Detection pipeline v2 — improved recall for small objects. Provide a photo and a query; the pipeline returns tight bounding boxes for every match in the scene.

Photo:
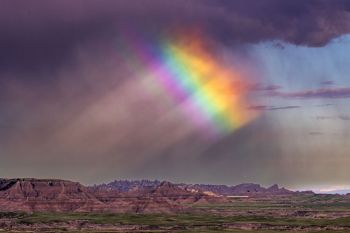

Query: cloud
[272,41,286,49]
[339,115,350,121]
[271,87,350,99]
[0,0,350,74]
[249,105,270,111]
[251,83,283,92]
[315,103,334,107]
[249,105,300,111]
[309,132,323,136]
[316,115,350,121]
[268,106,301,111]
[320,80,335,86]
[316,116,336,120]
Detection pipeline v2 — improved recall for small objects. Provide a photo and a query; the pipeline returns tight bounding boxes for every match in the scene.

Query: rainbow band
[162,43,239,133]
[117,33,253,136]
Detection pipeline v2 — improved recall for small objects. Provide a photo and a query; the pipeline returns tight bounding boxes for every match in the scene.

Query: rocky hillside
[0,178,223,213]
[0,178,105,212]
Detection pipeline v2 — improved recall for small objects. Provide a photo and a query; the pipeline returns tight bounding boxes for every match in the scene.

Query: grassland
[1,194,350,232]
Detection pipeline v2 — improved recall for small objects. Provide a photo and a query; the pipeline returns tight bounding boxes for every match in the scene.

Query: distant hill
[181,183,294,196]
[317,189,350,195]
[94,180,300,196]
[91,179,161,192]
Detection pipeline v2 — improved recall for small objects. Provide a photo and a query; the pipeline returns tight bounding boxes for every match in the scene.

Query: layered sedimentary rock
[0,178,105,212]
[0,179,223,213]
[91,181,225,213]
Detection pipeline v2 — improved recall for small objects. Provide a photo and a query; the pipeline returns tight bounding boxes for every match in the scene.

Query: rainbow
[116,32,255,136]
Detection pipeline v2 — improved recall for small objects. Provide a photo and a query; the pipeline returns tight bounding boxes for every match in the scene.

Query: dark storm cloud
[208,0,350,45]
[0,0,350,74]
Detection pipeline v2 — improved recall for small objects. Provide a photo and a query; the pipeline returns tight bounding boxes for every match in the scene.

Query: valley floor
[1,194,350,232]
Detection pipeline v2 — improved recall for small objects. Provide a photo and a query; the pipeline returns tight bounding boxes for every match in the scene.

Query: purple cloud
[316,115,350,121]
[249,105,300,111]
[248,105,269,111]
[251,83,282,92]
[320,80,335,86]
[309,132,323,136]
[271,87,350,99]
[268,106,301,111]
[316,116,336,120]
[315,103,334,107]
[339,116,350,121]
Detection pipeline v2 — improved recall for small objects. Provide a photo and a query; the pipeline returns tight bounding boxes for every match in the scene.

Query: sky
[1,0,350,191]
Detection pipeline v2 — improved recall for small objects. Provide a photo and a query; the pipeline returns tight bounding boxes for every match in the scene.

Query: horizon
[1,0,350,191]
[2,176,350,195]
